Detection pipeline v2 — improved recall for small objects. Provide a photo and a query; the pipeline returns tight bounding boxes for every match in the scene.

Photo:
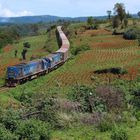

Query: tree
[124,18,128,28]
[107,10,112,20]
[14,50,18,58]
[114,3,126,23]
[138,11,140,18]
[21,49,27,60]
[126,12,132,18]
[112,16,120,28]
[87,17,94,29]
[23,42,31,48]
[30,24,39,35]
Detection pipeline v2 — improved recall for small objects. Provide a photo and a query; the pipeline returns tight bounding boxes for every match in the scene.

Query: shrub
[16,119,51,140]
[68,85,106,113]
[121,111,137,128]
[93,24,99,30]
[23,42,31,48]
[111,127,128,140]
[135,111,140,121]
[131,87,140,109]
[0,124,18,140]
[112,30,124,35]
[57,112,74,129]
[96,86,124,112]
[94,67,127,75]
[1,109,20,132]
[123,27,140,40]
[71,44,90,55]
[97,114,114,132]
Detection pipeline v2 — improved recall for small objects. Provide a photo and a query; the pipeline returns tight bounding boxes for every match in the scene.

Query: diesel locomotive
[6,26,70,87]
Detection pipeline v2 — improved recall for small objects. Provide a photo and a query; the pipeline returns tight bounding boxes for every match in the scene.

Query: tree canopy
[114,3,126,23]
[87,17,94,29]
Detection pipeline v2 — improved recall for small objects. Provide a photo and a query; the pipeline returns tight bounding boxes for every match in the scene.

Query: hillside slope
[1,23,140,139]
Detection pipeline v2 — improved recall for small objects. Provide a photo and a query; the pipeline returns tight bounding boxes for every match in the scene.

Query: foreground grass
[52,122,140,140]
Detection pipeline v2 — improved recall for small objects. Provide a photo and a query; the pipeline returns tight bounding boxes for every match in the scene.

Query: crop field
[35,25,140,88]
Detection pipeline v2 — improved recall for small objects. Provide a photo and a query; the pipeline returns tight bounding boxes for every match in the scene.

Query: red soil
[3,44,13,53]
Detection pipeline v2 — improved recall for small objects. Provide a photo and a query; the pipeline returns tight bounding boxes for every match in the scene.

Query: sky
[0,0,139,17]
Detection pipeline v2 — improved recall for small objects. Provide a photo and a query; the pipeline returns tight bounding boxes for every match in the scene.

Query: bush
[121,111,137,128]
[96,86,124,112]
[94,67,127,75]
[71,44,90,55]
[131,87,140,109]
[98,119,113,132]
[123,27,140,40]
[68,85,106,113]
[111,127,128,140]
[97,114,114,132]
[0,124,18,140]
[1,109,20,132]
[135,111,140,121]
[57,112,74,129]
[93,24,99,30]
[16,119,51,140]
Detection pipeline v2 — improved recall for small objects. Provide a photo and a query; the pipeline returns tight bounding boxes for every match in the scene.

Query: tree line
[87,3,140,29]
[0,23,46,50]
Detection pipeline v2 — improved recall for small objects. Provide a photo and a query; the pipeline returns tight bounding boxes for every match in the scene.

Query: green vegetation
[0,2,140,139]
[111,127,128,140]
[123,27,140,40]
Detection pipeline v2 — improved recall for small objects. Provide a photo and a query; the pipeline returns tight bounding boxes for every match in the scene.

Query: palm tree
[107,10,112,20]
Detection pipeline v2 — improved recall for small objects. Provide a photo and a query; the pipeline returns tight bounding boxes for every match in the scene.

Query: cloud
[0,0,139,17]
[0,4,33,17]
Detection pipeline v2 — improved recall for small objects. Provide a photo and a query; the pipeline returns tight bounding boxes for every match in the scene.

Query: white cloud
[0,4,33,17]
[16,10,33,17]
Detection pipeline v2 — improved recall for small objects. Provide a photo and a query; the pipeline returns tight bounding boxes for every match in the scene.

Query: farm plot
[40,28,140,88]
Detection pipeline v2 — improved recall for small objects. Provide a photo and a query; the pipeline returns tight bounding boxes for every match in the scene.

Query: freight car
[5,26,70,87]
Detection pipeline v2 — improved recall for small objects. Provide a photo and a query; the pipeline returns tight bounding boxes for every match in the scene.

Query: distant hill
[0,14,138,24]
[0,15,107,24]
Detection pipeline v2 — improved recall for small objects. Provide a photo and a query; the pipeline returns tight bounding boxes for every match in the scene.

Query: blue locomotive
[6,52,63,86]
[6,26,70,87]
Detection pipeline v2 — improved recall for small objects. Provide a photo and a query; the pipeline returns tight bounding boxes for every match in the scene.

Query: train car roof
[56,48,68,53]
[9,59,42,67]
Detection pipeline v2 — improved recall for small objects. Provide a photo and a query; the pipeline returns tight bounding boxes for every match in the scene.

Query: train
[5,26,70,87]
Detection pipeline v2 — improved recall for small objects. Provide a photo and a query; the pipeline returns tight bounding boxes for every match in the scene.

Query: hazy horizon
[0,0,139,18]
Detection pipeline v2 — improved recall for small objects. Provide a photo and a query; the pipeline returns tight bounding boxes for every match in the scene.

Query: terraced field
[37,26,139,88]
